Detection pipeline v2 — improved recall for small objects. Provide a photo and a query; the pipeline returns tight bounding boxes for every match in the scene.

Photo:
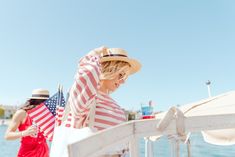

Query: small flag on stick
[28,85,66,141]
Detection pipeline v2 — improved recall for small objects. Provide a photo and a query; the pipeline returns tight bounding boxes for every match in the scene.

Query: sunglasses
[118,72,127,81]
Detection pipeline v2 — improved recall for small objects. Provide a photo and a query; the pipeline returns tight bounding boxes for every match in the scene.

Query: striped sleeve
[68,53,101,119]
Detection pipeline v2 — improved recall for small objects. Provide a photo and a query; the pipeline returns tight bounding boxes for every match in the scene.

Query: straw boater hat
[100,48,141,75]
[28,89,50,100]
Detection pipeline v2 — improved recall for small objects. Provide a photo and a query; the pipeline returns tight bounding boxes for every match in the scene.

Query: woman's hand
[23,125,37,137]
[89,46,109,57]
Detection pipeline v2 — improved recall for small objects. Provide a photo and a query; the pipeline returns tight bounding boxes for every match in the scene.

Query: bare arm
[4,109,37,140]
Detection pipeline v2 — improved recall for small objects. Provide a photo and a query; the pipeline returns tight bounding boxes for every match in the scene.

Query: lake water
[1,125,235,157]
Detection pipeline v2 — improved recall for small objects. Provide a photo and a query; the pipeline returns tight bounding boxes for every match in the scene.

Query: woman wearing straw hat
[5,89,50,157]
[63,46,141,157]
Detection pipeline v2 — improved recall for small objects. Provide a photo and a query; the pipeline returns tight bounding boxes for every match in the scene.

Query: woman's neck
[98,87,109,94]
[98,82,110,94]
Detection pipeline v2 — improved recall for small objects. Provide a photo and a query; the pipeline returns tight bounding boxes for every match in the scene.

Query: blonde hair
[100,61,131,80]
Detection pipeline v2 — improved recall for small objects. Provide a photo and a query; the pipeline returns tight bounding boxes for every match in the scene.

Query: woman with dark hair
[5,89,50,157]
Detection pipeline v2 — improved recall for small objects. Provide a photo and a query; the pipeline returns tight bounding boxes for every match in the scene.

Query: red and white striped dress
[64,53,127,130]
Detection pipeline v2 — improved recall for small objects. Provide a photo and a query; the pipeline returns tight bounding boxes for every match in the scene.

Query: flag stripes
[28,87,66,141]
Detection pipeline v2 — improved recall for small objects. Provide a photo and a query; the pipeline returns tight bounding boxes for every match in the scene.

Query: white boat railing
[67,113,235,157]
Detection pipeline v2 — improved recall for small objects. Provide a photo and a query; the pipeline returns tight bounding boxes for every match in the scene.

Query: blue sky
[0,0,235,111]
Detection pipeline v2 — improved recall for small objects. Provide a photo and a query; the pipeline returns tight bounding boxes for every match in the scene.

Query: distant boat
[0,119,8,126]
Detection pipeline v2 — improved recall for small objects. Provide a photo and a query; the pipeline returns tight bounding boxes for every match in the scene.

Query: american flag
[28,89,66,141]
[55,90,66,126]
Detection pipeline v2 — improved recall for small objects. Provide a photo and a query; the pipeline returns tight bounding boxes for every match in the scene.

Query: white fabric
[50,94,96,157]
[202,129,235,146]
[180,91,235,145]
[181,91,235,116]
[155,91,235,146]
[50,126,94,157]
